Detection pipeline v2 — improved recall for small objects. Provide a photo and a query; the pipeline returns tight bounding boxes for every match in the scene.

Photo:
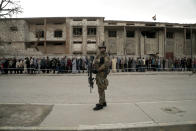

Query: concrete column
[97,18,104,54]
[140,30,145,57]
[97,18,104,44]
[164,27,167,58]
[157,30,159,56]
[104,30,109,54]
[184,28,186,56]
[123,26,126,55]
[191,28,193,60]
[193,30,196,56]
[117,29,124,56]
[158,29,164,58]
[82,19,87,55]
[160,29,164,58]
[65,18,71,55]
[137,29,141,57]
[96,25,99,50]
[144,34,146,55]
[44,18,47,54]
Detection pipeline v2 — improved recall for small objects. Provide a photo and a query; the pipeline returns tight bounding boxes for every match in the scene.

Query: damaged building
[0,17,196,59]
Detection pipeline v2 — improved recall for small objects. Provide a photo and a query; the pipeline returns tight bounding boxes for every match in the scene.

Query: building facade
[0,17,196,59]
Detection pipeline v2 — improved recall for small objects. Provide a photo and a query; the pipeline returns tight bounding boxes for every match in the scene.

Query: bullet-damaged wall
[70,18,104,55]
[126,37,137,55]
[0,20,28,50]
[46,23,66,41]
[174,31,184,58]
[0,17,195,58]
[105,30,117,55]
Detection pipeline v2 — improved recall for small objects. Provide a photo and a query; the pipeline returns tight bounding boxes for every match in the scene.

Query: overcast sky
[17,0,196,23]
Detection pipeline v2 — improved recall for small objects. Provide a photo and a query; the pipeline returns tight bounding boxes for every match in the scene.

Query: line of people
[111,57,196,72]
[0,56,196,74]
[0,56,89,74]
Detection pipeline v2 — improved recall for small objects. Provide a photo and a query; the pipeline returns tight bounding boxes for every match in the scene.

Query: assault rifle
[88,57,95,93]
[87,56,106,93]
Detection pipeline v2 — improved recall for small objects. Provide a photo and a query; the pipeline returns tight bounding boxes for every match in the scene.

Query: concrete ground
[0,72,196,130]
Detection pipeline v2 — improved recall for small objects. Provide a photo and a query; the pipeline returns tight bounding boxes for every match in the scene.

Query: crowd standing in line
[0,56,196,74]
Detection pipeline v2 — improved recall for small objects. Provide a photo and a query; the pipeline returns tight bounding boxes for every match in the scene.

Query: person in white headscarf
[72,57,77,73]
[111,56,117,72]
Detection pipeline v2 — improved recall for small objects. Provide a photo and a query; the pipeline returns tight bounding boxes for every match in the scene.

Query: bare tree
[0,0,23,18]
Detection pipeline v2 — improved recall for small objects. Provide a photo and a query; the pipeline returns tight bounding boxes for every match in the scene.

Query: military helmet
[98,41,106,49]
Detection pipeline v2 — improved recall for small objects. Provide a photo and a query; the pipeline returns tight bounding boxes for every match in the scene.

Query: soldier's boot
[96,102,107,107]
[93,104,103,111]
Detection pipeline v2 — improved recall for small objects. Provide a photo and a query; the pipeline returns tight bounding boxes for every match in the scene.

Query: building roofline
[0,16,105,20]
[0,16,195,25]
[104,20,196,25]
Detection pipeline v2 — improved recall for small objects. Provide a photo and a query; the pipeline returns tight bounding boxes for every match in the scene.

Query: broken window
[10,26,18,31]
[126,23,135,26]
[73,27,82,36]
[54,30,63,38]
[53,43,64,45]
[126,31,135,38]
[87,41,96,44]
[166,24,173,27]
[73,18,82,21]
[87,18,97,21]
[108,30,117,37]
[47,42,65,45]
[73,41,82,44]
[73,52,82,55]
[141,31,156,38]
[186,31,191,39]
[36,23,44,25]
[87,27,96,36]
[166,32,174,39]
[184,25,190,28]
[108,22,117,25]
[54,23,63,25]
[36,30,44,38]
[38,42,44,46]
[145,24,156,26]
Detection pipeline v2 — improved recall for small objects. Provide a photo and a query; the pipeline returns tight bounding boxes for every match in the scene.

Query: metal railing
[0,66,195,75]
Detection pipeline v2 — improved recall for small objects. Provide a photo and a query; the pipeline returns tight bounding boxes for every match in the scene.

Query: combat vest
[94,52,110,76]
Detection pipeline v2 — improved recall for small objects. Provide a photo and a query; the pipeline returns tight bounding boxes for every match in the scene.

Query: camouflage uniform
[93,52,110,105]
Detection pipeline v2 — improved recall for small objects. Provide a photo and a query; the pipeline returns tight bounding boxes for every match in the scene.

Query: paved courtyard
[0,73,196,104]
[0,73,196,130]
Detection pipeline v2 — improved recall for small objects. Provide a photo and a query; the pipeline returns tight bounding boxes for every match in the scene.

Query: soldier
[93,42,110,111]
